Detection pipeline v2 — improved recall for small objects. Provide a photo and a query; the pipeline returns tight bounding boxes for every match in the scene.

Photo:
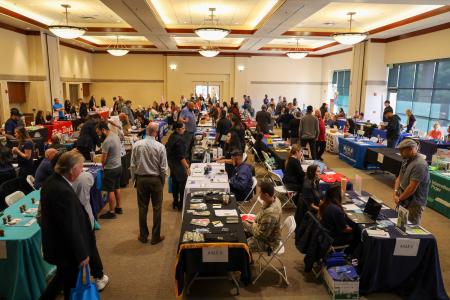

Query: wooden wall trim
[319,48,352,57]
[370,22,450,43]
[59,41,94,53]
[0,74,46,81]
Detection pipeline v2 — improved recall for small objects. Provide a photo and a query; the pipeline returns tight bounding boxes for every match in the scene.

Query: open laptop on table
[346,197,382,224]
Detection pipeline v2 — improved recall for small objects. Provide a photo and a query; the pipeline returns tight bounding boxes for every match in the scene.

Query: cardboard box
[323,267,359,300]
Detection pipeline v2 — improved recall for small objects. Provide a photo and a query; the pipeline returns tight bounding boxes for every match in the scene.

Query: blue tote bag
[70,265,100,300]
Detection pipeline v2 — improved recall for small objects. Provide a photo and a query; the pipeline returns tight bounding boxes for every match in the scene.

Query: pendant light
[332,12,367,45]
[49,4,86,39]
[107,36,129,57]
[286,39,308,60]
[199,42,220,57]
[194,8,230,41]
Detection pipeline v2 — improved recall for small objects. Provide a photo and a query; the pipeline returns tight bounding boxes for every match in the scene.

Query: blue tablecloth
[338,137,386,169]
[337,119,347,129]
[370,129,412,143]
[0,190,55,300]
[152,120,168,142]
[85,165,106,218]
[418,139,450,161]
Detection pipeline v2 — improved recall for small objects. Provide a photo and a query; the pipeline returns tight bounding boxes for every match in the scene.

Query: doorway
[194,82,221,101]
[69,84,79,103]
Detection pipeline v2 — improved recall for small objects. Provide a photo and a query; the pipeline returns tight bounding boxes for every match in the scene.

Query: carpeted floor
[92,135,450,300]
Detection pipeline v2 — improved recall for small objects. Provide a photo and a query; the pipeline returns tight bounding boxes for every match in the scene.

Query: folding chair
[268,170,296,209]
[5,191,26,206]
[252,215,296,286]
[238,177,258,214]
[251,147,265,168]
[26,175,36,190]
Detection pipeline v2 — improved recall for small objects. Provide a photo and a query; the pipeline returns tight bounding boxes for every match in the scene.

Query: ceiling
[0,0,449,56]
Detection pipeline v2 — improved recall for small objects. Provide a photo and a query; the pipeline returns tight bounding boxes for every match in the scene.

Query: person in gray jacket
[298,105,319,160]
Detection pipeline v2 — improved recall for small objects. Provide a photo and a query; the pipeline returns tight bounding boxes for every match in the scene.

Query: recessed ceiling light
[324,22,335,26]
[25,27,31,30]
[183,21,188,24]
[234,22,239,25]
[116,20,121,23]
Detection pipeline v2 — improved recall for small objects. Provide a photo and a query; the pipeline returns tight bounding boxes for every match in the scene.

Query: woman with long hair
[282,144,305,193]
[300,164,321,211]
[35,110,45,125]
[318,184,353,246]
[12,127,34,177]
[217,131,242,177]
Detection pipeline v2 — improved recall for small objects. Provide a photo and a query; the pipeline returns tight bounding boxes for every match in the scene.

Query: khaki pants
[408,205,425,225]
[136,175,163,242]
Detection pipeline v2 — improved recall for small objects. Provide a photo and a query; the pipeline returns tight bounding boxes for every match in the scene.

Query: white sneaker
[95,274,109,291]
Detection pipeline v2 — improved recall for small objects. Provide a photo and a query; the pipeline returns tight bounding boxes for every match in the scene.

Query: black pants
[172,175,187,207]
[89,234,103,279]
[301,138,317,160]
[40,264,79,300]
[136,175,163,242]
[76,146,92,161]
[387,137,399,149]
[316,140,326,160]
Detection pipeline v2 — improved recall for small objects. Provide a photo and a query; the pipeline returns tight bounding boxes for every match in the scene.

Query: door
[194,82,221,101]
[69,84,79,103]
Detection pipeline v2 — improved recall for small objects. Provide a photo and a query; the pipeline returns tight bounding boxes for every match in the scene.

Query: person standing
[383,100,393,122]
[166,122,190,210]
[277,107,294,141]
[315,109,326,161]
[255,105,272,134]
[39,150,92,299]
[130,123,167,245]
[179,101,197,157]
[263,94,269,106]
[215,110,232,148]
[405,109,416,133]
[53,98,64,120]
[122,100,135,125]
[394,139,430,224]
[72,170,109,291]
[76,115,101,161]
[320,103,328,118]
[79,98,88,120]
[289,111,301,145]
[89,96,97,111]
[385,111,401,148]
[97,121,123,219]
[299,105,319,160]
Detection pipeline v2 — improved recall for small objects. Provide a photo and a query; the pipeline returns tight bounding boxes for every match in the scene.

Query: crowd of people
[0,91,446,299]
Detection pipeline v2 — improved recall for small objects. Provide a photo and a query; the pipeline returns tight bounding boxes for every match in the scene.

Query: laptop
[347,197,382,224]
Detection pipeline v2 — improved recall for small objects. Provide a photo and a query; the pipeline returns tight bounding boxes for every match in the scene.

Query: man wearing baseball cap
[393,139,430,224]
[4,108,22,141]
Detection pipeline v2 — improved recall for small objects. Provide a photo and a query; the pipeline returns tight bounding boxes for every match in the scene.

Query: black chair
[0,177,33,211]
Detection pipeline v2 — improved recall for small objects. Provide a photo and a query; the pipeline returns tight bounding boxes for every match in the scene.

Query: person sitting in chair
[243,181,281,252]
[319,184,354,248]
[253,133,269,162]
[229,150,253,202]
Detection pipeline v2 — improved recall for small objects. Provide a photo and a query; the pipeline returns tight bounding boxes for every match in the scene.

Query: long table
[345,191,448,299]
[175,192,251,296]
[365,148,403,176]
[326,130,344,154]
[0,190,55,300]
[427,171,450,218]
[338,137,386,170]
[418,139,450,161]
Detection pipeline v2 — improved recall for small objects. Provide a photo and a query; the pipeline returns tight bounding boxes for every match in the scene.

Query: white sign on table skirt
[202,247,229,262]
[393,238,420,257]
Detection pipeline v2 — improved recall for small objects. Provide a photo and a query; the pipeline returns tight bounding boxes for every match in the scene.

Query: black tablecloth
[365,148,403,176]
[418,139,450,161]
[346,191,448,300]
[175,193,251,296]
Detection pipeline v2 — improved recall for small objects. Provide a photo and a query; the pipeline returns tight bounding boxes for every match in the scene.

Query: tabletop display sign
[393,238,420,257]
[396,206,408,232]
[354,175,362,196]
[343,144,355,161]
[377,153,384,164]
[202,246,229,263]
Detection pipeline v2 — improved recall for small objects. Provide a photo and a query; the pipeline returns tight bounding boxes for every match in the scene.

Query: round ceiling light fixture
[194,8,230,41]
[286,39,308,60]
[199,42,220,57]
[332,12,367,45]
[106,36,129,57]
[49,4,86,39]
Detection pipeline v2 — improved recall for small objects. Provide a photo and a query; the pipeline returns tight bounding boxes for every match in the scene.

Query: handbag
[70,265,100,300]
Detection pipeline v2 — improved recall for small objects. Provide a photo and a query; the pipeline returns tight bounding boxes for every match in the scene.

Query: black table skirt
[365,147,403,176]
[175,193,251,296]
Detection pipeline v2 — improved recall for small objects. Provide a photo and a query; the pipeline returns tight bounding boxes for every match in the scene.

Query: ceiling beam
[100,0,177,50]
[239,0,330,51]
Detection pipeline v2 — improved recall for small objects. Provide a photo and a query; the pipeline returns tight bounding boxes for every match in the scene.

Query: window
[332,70,351,115]
[387,58,450,133]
